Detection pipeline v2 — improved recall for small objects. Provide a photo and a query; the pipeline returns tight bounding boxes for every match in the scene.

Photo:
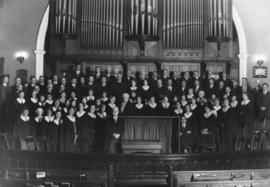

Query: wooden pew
[173,169,270,187]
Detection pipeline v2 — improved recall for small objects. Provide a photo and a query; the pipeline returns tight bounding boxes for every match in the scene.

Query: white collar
[88,113,96,119]
[2,83,7,87]
[204,112,212,118]
[44,116,54,122]
[34,116,43,122]
[46,100,53,105]
[16,98,25,104]
[242,100,250,105]
[54,119,61,125]
[231,101,238,107]
[31,97,38,103]
[190,104,197,110]
[76,111,85,118]
[20,115,30,122]
[142,85,150,90]
[108,103,116,108]
[185,112,192,119]
[213,105,221,111]
[98,112,107,118]
[181,101,187,106]
[149,102,157,108]
[174,108,183,114]
[135,103,143,109]
[187,94,194,99]
[223,106,230,112]
[162,102,170,108]
[87,96,95,100]
[67,115,76,122]
[130,86,137,90]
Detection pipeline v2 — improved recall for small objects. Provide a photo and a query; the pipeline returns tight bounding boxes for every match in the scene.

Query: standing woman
[76,103,86,152]
[62,107,78,152]
[240,93,255,148]
[95,104,107,153]
[47,110,62,152]
[78,104,96,153]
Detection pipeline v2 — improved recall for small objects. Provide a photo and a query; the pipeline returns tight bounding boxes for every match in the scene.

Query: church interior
[1,0,270,186]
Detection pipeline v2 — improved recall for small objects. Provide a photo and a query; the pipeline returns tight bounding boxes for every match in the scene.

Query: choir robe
[47,118,61,152]
[202,113,217,133]
[94,112,107,153]
[77,113,95,153]
[28,98,38,118]
[106,103,117,117]
[139,86,153,102]
[145,103,158,116]
[154,86,165,102]
[134,104,145,116]
[205,86,218,99]
[185,112,199,144]
[110,81,127,101]
[33,117,45,137]
[62,116,77,152]
[158,103,173,116]
[14,98,27,119]
[220,107,238,151]
[240,100,255,136]
[42,116,54,139]
[104,117,125,153]
[230,101,241,134]
[13,116,34,137]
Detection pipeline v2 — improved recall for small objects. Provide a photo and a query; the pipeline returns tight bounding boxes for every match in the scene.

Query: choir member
[221,98,238,151]
[145,96,158,116]
[86,76,96,91]
[62,107,77,152]
[44,94,54,110]
[201,105,217,134]
[110,74,127,102]
[81,96,89,111]
[187,88,195,102]
[77,103,94,153]
[86,89,95,106]
[178,80,188,97]
[95,104,107,153]
[37,94,46,108]
[43,108,54,141]
[29,90,39,118]
[158,96,172,116]
[107,95,117,117]
[154,79,165,102]
[140,79,152,102]
[96,76,108,98]
[180,95,188,109]
[129,79,138,96]
[100,91,109,105]
[14,91,27,119]
[105,107,124,153]
[206,78,217,99]
[120,93,134,116]
[240,93,255,145]
[134,96,145,116]
[13,108,34,138]
[47,110,62,152]
[256,83,270,130]
[33,107,44,137]
[52,100,62,114]
[174,102,183,117]
[179,116,193,154]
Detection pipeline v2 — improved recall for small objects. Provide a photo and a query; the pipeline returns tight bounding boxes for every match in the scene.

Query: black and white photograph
[0,0,270,186]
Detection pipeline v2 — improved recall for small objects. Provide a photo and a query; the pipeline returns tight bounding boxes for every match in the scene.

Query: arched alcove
[35,4,248,82]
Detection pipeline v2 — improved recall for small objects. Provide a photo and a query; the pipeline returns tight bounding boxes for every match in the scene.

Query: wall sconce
[15,51,28,64]
[257,59,264,66]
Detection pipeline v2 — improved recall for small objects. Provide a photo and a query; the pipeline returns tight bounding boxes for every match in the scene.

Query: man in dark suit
[105,107,125,153]
[256,83,270,130]
[120,93,134,116]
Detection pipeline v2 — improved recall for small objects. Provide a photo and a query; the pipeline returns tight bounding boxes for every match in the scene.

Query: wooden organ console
[47,0,237,80]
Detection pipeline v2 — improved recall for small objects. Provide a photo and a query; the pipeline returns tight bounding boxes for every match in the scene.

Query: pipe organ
[80,0,124,48]
[127,0,159,37]
[51,0,78,38]
[48,0,233,53]
[162,0,205,49]
[206,0,232,40]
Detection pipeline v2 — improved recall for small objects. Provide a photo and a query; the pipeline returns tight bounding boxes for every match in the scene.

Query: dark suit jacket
[105,117,125,138]
[256,91,270,119]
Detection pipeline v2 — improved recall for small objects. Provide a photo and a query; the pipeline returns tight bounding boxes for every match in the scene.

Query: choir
[0,65,269,154]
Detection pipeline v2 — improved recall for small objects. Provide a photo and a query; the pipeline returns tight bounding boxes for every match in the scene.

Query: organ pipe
[80,0,124,49]
[53,0,78,38]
